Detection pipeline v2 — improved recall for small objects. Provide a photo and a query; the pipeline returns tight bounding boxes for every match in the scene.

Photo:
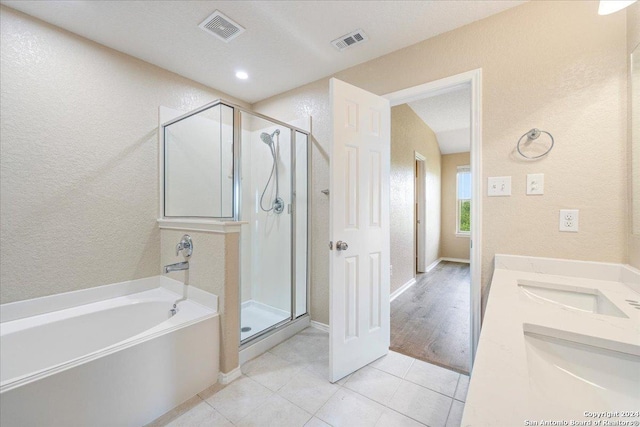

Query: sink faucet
[164,261,189,274]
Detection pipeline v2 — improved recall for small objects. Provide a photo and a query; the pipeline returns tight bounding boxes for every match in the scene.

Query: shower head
[260,132,273,146]
[260,129,280,146]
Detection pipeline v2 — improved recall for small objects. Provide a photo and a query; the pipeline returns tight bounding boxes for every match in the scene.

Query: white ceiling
[408,86,470,154]
[1,1,526,104]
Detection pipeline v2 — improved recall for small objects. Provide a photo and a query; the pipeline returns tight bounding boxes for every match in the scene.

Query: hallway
[390,261,470,374]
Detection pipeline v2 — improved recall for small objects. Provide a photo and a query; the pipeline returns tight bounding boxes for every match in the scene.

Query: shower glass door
[239,111,293,341]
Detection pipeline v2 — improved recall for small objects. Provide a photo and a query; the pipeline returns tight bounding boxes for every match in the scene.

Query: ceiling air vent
[198,10,245,43]
[331,29,368,51]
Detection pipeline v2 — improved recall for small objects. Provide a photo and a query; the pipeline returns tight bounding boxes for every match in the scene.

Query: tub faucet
[164,261,189,274]
[164,235,193,274]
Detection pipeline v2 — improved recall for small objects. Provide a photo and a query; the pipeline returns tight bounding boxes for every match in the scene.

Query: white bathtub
[0,276,220,427]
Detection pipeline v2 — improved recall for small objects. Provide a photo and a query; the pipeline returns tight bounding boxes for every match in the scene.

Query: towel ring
[517,128,554,159]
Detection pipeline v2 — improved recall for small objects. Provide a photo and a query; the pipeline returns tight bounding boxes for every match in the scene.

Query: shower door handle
[336,240,349,251]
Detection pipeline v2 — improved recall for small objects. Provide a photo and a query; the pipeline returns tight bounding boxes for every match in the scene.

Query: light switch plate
[488,176,511,196]
[527,173,544,195]
[559,209,579,232]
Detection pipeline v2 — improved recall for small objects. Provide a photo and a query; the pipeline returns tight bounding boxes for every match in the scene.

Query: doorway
[385,70,482,371]
[415,153,426,274]
[327,72,481,382]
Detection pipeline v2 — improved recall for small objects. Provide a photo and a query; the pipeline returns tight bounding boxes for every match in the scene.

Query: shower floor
[241,300,290,341]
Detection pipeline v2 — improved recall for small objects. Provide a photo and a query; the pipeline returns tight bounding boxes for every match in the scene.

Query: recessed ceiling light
[236,71,248,80]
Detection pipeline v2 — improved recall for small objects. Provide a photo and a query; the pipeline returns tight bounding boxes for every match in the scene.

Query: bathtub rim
[1,310,218,393]
[0,275,216,323]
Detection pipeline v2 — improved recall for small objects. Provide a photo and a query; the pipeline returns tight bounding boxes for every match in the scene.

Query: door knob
[336,240,349,251]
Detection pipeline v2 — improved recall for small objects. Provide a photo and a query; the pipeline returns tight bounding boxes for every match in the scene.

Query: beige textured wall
[441,152,471,261]
[0,7,248,303]
[254,0,628,320]
[628,2,640,269]
[390,105,441,293]
[222,233,240,372]
[629,3,640,65]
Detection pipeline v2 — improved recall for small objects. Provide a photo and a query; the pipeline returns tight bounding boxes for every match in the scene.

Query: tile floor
[149,327,468,427]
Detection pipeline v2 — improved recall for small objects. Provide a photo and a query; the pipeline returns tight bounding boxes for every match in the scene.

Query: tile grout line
[402,357,416,379]
[392,381,451,426]
[453,374,462,399]
[384,372,405,406]
[276,370,341,420]
[341,372,435,427]
[443,396,455,427]
[400,375,460,401]
[234,390,314,427]
[339,384,389,427]
[198,396,235,426]
[383,407,431,427]
[366,354,415,379]
[378,385,427,425]
[227,375,276,424]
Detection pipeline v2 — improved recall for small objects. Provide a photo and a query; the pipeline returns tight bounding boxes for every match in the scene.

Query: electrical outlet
[559,209,579,232]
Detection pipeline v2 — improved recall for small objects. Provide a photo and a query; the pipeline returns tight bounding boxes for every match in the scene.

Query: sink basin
[518,281,627,318]
[523,324,640,411]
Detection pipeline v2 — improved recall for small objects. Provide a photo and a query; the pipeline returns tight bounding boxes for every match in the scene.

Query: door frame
[414,152,426,273]
[383,68,483,370]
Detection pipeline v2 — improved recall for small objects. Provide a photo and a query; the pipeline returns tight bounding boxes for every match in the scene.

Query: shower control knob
[336,240,349,251]
[176,234,193,258]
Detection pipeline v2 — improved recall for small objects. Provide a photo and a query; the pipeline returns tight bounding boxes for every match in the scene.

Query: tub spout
[164,261,189,274]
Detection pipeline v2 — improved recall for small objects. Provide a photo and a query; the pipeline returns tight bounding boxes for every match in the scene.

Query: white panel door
[329,78,391,383]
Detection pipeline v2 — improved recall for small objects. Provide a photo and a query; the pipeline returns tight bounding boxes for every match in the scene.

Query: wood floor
[390,261,470,374]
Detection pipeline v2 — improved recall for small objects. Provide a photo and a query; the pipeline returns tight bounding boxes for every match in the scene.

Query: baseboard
[441,257,470,264]
[425,258,443,272]
[391,256,465,302]
[218,366,242,385]
[390,278,417,302]
[310,320,329,332]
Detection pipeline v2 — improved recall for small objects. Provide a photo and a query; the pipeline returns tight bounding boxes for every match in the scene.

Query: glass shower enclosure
[162,100,309,344]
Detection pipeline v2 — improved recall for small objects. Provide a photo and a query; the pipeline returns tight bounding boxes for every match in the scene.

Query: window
[456,166,471,235]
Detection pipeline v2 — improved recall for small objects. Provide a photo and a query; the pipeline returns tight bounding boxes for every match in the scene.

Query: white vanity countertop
[461,255,640,427]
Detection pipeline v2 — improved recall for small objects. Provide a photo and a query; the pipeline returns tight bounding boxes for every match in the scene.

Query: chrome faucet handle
[175,234,193,258]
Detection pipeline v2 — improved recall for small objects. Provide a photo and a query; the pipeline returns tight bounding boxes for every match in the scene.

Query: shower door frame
[235,104,312,347]
[159,99,311,348]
